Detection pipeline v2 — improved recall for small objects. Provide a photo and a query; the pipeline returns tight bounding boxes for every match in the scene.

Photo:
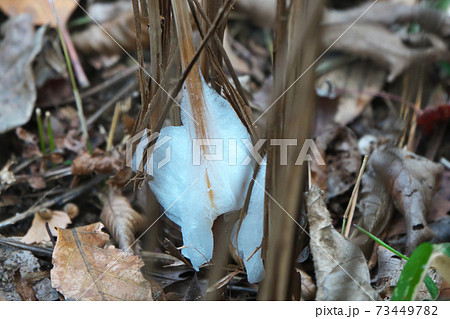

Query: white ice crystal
[232,158,266,283]
[132,79,254,270]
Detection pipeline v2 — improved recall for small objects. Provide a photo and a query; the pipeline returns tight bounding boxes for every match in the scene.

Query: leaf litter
[51,222,155,301]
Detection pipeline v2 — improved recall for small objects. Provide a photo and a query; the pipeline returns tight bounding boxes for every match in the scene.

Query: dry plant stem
[148,0,163,129]
[193,0,249,106]
[134,0,232,171]
[259,0,323,300]
[51,2,92,153]
[398,75,411,148]
[171,0,232,216]
[407,77,423,152]
[172,0,210,141]
[152,0,233,135]
[60,24,90,89]
[106,103,122,152]
[0,175,105,229]
[200,0,225,92]
[131,0,149,125]
[147,0,161,90]
[191,0,256,140]
[342,154,369,237]
[135,52,180,134]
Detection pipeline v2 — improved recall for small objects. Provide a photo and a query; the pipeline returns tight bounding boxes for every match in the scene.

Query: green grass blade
[392,243,434,301]
[353,225,408,260]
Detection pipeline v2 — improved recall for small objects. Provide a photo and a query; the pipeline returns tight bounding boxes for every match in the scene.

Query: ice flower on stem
[131,0,261,272]
[136,83,254,268]
[143,78,254,269]
[232,158,266,283]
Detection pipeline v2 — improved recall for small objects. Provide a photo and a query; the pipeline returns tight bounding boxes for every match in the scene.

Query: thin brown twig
[343,154,369,238]
[0,175,105,229]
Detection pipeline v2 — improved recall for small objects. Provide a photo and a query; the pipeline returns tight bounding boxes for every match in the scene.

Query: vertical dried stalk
[199,0,225,92]
[406,77,423,151]
[258,0,323,300]
[148,0,164,129]
[131,0,149,132]
[172,0,210,141]
[190,0,257,142]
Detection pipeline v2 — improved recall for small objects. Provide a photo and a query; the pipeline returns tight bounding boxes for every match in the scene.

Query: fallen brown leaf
[322,23,449,82]
[100,188,145,251]
[22,209,71,244]
[305,185,380,301]
[351,157,394,253]
[71,149,121,176]
[0,0,77,27]
[51,222,154,301]
[15,127,42,158]
[317,60,386,125]
[0,16,44,134]
[370,145,443,253]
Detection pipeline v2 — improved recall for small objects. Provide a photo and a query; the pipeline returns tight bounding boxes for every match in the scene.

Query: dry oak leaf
[350,156,394,256]
[51,222,153,300]
[22,209,71,244]
[100,188,145,251]
[370,145,443,253]
[305,185,380,301]
[71,149,121,176]
[0,0,77,27]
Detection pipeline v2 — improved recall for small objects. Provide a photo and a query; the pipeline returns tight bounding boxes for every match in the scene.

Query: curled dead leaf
[351,157,394,254]
[100,188,145,251]
[51,222,154,301]
[15,127,42,158]
[370,146,443,253]
[71,149,121,176]
[305,185,380,301]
